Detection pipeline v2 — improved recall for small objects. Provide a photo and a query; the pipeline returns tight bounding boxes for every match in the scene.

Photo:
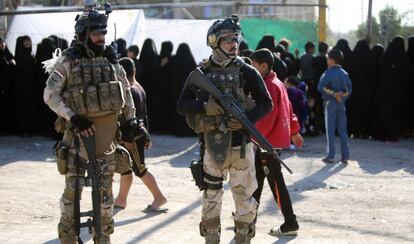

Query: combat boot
[58,221,77,244]
[234,220,255,244]
[93,233,111,244]
[200,217,221,244]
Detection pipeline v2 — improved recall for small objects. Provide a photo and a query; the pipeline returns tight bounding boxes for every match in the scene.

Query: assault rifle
[188,68,293,174]
[74,134,102,243]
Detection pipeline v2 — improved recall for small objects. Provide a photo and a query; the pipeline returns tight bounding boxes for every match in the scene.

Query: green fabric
[240,19,317,54]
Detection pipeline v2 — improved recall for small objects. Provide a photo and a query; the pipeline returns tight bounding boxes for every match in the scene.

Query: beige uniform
[182,59,259,242]
[44,53,135,244]
[202,143,258,223]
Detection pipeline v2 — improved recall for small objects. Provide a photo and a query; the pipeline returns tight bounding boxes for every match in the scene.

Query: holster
[190,159,206,191]
[54,141,68,175]
[53,127,75,175]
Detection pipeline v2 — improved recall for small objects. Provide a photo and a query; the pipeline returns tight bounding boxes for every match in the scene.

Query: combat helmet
[74,2,112,40]
[206,14,241,49]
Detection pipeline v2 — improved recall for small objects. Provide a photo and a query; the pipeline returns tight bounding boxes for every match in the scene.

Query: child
[285,76,307,134]
[251,48,303,236]
[317,49,352,163]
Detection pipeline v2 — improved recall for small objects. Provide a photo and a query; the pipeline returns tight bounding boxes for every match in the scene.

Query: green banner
[240,18,317,54]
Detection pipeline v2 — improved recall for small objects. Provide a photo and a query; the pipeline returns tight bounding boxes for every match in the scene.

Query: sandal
[268,226,298,237]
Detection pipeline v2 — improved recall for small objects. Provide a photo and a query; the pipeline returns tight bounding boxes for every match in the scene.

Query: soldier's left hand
[227,117,243,131]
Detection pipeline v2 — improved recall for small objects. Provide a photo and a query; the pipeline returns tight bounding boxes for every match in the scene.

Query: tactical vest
[61,57,125,118]
[186,58,255,134]
[188,58,255,166]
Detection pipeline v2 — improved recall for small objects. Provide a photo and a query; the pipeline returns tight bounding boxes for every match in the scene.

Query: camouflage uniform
[44,53,135,243]
[177,14,272,244]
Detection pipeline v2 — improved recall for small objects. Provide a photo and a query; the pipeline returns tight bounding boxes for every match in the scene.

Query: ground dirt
[0,135,413,244]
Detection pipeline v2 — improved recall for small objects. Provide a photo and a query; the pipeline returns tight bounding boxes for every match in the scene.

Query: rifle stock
[189,68,293,174]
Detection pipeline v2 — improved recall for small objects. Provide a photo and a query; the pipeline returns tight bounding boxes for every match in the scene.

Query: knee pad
[57,222,76,243]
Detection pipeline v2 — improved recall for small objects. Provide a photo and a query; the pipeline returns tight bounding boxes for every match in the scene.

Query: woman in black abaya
[406,36,414,136]
[347,39,375,138]
[34,37,58,137]
[139,38,161,133]
[369,44,384,138]
[0,37,16,134]
[159,41,174,134]
[171,43,196,136]
[13,35,37,135]
[371,36,410,141]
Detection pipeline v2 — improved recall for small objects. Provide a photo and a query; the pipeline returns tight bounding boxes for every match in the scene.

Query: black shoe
[268,221,299,237]
[321,157,335,163]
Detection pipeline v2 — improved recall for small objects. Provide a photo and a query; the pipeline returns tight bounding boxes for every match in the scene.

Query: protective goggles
[221,35,241,44]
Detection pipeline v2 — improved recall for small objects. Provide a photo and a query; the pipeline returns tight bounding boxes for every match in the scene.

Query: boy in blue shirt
[318,49,352,163]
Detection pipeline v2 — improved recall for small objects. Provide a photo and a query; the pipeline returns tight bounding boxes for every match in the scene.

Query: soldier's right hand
[204,98,224,116]
[70,114,96,137]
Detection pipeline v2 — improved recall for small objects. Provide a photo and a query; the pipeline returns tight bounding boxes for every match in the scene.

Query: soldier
[177,15,273,244]
[43,4,136,244]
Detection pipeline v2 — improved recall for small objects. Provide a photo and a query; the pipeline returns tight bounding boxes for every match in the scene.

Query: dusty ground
[0,135,413,244]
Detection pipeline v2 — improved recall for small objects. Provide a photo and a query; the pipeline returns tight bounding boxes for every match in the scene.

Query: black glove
[70,114,93,131]
[120,122,136,143]
[103,42,118,64]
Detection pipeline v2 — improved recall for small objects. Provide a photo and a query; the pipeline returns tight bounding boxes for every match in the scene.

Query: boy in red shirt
[251,48,304,236]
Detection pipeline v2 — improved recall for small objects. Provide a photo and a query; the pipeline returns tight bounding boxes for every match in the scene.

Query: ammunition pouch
[62,81,124,115]
[54,141,69,175]
[190,159,223,191]
[114,144,132,174]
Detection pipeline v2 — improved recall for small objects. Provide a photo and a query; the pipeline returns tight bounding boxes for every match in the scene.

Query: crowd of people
[2,32,414,141]
[239,35,414,142]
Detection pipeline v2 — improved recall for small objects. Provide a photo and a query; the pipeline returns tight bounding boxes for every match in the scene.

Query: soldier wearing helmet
[177,15,273,244]
[43,3,136,243]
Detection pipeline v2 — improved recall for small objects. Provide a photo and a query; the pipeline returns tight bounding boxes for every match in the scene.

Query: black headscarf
[256,35,277,53]
[239,40,249,52]
[160,41,173,59]
[334,39,352,72]
[116,38,128,58]
[406,36,414,66]
[49,35,68,50]
[371,43,384,62]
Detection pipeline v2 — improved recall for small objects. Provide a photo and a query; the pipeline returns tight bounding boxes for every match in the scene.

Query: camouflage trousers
[58,148,116,244]
[201,143,258,231]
